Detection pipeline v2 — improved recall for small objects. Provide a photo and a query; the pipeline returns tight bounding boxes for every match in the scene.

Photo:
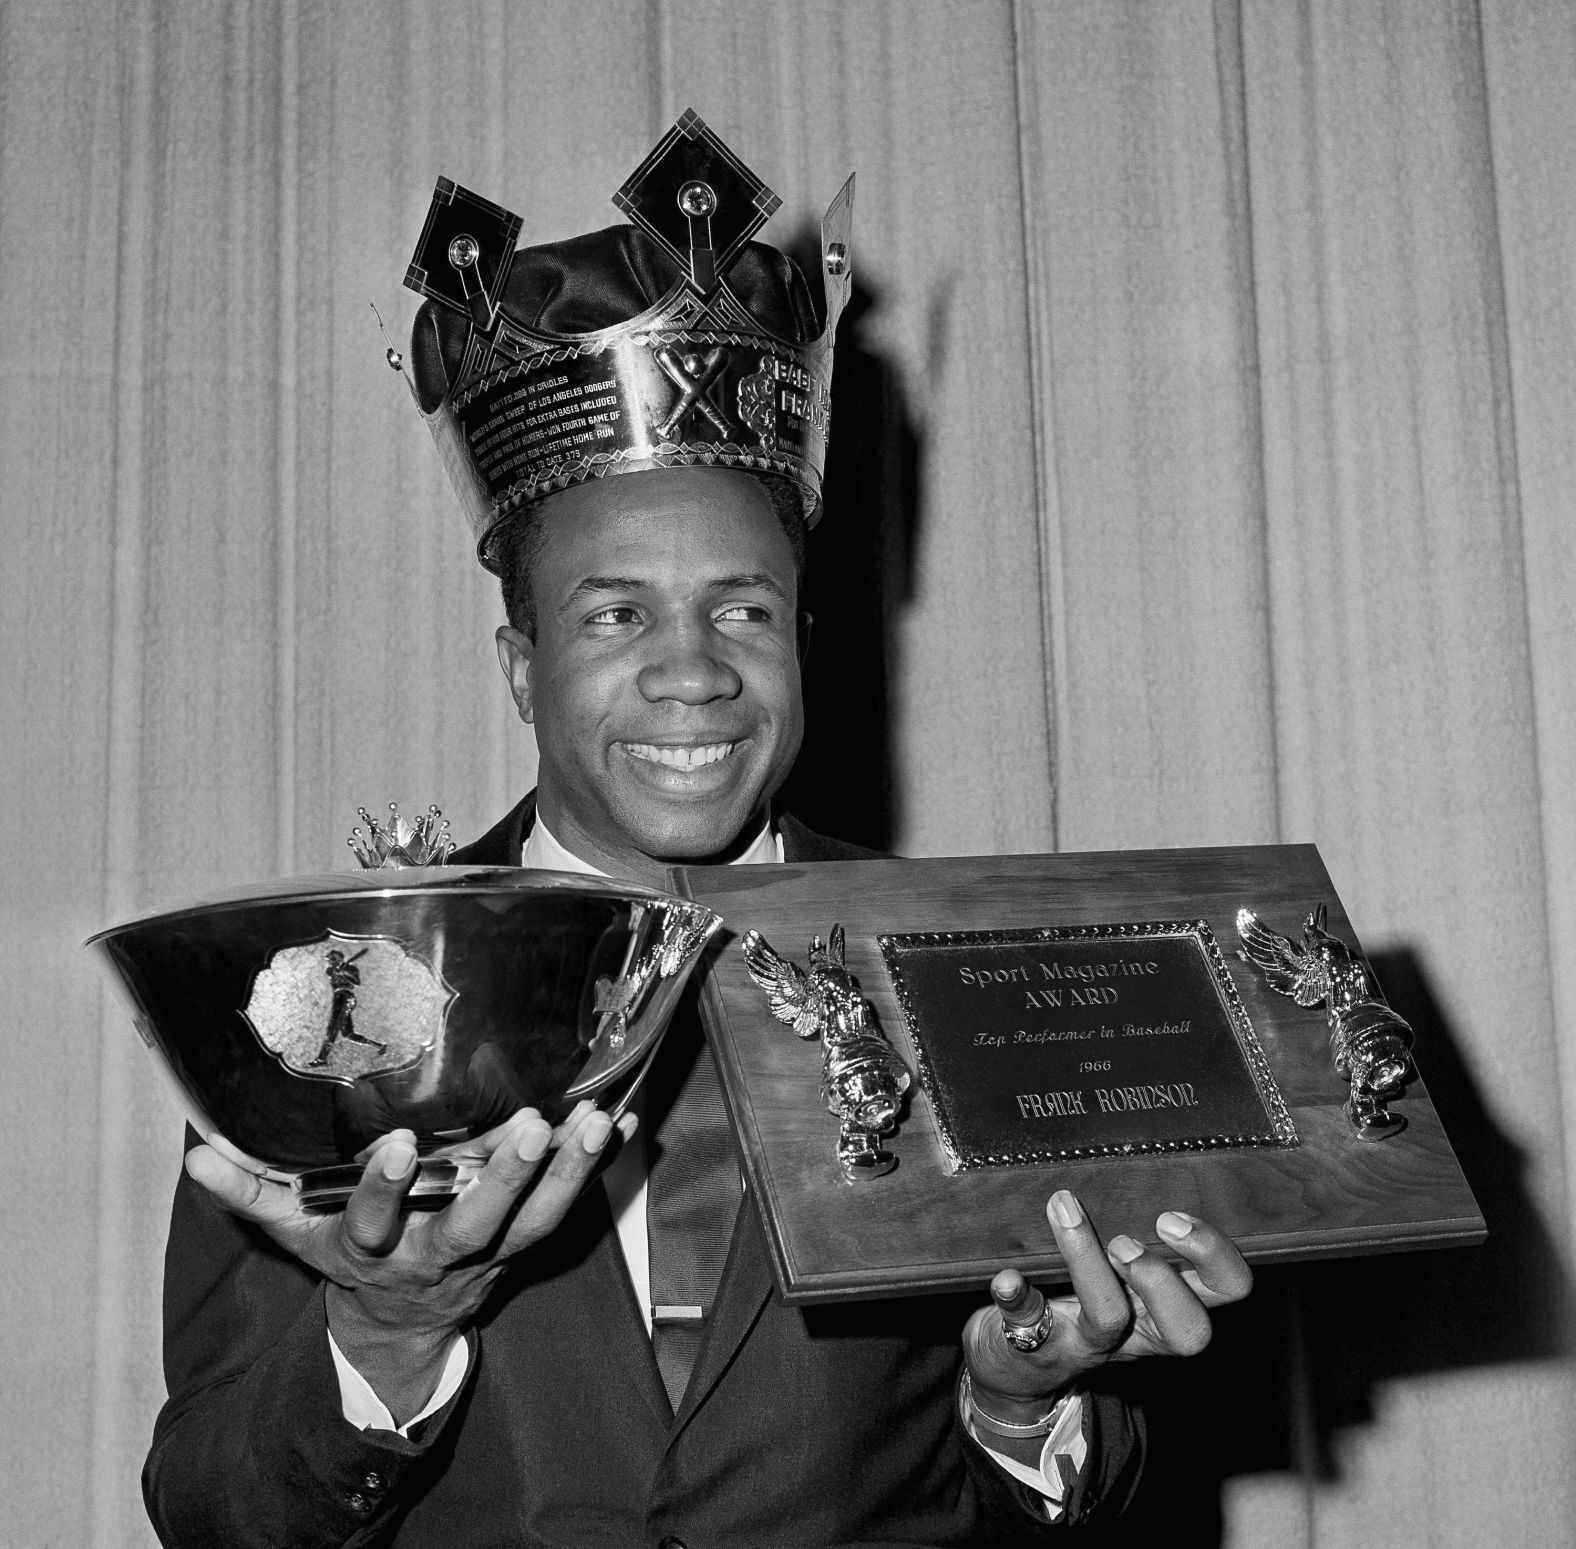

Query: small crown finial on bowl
[347,802,455,869]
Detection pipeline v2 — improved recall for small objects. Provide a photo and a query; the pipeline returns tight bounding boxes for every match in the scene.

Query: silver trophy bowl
[88,866,722,1208]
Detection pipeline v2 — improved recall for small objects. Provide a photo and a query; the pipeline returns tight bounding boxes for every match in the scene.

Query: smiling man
[493,467,805,884]
[145,118,1252,1547]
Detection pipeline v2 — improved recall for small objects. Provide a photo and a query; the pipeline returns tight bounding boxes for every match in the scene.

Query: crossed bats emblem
[654,344,733,440]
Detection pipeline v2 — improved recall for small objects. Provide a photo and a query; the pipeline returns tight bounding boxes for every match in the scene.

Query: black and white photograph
[2,3,1572,1545]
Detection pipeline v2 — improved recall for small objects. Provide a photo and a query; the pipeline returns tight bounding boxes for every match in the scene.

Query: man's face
[496,467,803,885]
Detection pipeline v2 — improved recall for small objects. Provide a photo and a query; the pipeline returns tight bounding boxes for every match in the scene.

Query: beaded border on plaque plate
[876,919,1298,1172]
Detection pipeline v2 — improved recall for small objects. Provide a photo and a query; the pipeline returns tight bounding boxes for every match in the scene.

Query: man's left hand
[963,1189,1252,1421]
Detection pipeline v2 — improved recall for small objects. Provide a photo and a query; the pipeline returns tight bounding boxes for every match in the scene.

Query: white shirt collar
[522,809,783,875]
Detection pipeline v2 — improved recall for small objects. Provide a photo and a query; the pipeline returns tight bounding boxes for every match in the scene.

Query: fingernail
[1050,1190,1084,1229]
[991,1270,1030,1311]
[1108,1234,1144,1265]
[581,1113,614,1154]
[381,1141,416,1181]
[1157,1211,1195,1239]
[516,1123,550,1163]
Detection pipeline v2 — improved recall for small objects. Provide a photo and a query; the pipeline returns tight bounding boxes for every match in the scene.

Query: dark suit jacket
[145,798,1143,1547]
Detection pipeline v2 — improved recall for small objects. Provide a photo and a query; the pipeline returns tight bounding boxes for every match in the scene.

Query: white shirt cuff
[327,1328,471,1437]
[963,1388,1087,1519]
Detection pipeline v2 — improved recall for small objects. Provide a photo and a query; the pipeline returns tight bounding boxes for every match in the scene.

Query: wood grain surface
[672,846,1486,1304]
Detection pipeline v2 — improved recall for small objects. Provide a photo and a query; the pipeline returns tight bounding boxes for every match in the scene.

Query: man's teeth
[624,742,736,770]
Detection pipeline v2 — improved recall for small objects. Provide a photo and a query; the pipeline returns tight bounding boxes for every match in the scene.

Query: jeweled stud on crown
[677,180,716,217]
[347,803,456,869]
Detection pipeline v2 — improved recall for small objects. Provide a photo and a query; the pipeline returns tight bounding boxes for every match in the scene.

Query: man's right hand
[184,1101,632,1423]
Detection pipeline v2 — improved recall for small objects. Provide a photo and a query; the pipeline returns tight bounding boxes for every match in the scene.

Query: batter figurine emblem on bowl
[243,931,454,1085]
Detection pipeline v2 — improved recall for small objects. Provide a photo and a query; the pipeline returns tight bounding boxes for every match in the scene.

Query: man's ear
[496,626,536,724]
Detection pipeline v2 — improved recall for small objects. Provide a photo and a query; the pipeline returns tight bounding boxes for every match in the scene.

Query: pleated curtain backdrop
[2,2,1571,1544]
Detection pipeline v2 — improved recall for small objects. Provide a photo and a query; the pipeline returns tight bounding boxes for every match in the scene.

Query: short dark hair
[495,471,809,639]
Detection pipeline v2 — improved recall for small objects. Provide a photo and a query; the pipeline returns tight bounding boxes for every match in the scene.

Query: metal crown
[403,110,854,570]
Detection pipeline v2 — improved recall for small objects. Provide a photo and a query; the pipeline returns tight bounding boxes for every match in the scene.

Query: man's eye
[585,605,641,627]
[715,603,771,624]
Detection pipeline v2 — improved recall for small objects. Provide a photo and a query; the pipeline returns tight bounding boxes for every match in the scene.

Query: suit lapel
[449,791,536,865]
[579,1181,675,1431]
[776,811,883,864]
[667,1189,775,1438]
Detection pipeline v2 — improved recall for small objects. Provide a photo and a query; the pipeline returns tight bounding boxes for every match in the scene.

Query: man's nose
[635,622,743,704]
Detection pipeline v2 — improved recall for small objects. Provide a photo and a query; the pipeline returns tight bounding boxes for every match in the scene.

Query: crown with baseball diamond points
[404,110,853,571]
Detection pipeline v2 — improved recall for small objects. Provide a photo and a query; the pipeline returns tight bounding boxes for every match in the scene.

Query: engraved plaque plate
[879,922,1296,1170]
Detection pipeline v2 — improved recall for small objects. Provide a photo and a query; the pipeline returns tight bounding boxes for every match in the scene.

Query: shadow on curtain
[779,267,924,853]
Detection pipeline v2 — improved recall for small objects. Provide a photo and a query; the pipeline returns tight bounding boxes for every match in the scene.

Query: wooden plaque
[671,846,1486,1305]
